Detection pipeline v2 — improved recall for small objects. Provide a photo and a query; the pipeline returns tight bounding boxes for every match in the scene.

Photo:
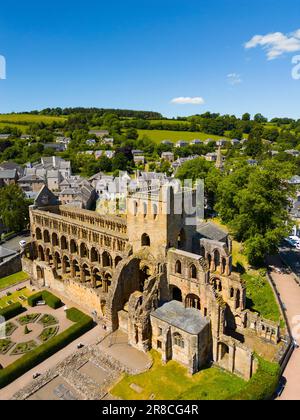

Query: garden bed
[17,313,40,326]
[38,326,59,342]
[11,340,38,356]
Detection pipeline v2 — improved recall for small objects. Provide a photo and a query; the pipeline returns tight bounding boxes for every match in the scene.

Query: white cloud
[245,29,300,60]
[227,73,242,85]
[171,97,205,105]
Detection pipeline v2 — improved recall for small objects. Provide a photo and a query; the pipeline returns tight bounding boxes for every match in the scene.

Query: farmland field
[137,129,226,144]
[0,114,66,125]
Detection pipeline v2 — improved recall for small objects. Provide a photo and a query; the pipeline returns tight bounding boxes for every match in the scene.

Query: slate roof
[151,301,209,335]
[197,222,228,243]
[0,169,17,179]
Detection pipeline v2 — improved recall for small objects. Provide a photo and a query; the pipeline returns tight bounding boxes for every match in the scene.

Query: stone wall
[0,254,22,279]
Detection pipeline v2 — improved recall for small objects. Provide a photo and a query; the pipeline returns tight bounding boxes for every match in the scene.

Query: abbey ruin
[22,182,281,380]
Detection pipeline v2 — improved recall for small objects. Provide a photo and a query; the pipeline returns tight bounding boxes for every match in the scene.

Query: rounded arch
[54,251,62,270]
[80,242,88,259]
[38,245,45,261]
[92,267,102,288]
[91,247,99,263]
[102,251,112,268]
[52,232,59,247]
[43,230,50,243]
[70,239,78,254]
[175,260,182,274]
[62,255,71,274]
[190,264,197,279]
[170,285,182,302]
[36,227,42,240]
[61,236,68,250]
[72,259,80,277]
[185,293,201,310]
[141,233,150,247]
[103,272,112,293]
[213,249,220,270]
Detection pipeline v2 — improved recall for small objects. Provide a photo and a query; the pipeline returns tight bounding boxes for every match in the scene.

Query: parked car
[19,240,27,247]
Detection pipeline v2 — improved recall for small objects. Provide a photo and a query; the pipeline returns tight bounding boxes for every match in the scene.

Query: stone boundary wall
[0,254,22,279]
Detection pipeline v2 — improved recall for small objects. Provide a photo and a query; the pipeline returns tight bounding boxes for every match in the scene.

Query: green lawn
[242,273,281,323]
[0,272,29,291]
[137,129,226,144]
[111,350,245,400]
[0,288,33,310]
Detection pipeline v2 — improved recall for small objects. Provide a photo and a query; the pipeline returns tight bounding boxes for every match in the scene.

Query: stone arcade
[22,184,280,380]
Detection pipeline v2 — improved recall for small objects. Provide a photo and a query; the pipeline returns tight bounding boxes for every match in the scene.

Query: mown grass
[0,287,33,309]
[137,129,226,144]
[111,350,245,400]
[0,271,29,291]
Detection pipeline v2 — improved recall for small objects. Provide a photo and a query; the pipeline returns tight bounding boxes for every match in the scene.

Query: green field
[137,129,225,144]
[0,272,29,291]
[0,114,66,124]
[111,350,245,400]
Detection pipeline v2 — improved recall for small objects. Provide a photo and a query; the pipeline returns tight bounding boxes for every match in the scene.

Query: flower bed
[11,340,38,356]
[3,322,17,337]
[0,339,15,355]
[38,314,58,327]
[38,326,59,342]
[17,313,40,326]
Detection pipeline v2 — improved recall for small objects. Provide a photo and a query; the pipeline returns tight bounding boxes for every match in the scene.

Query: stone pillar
[80,268,85,283]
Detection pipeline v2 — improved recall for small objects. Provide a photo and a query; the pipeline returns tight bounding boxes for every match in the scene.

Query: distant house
[161,140,173,146]
[132,149,144,156]
[102,137,114,146]
[161,152,175,163]
[56,136,71,145]
[134,155,145,166]
[270,150,279,156]
[86,139,96,146]
[18,174,46,193]
[0,161,24,178]
[231,139,240,146]
[95,150,115,159]
[289,175,300,186]
[88,130,109,138]
[175,140,189,148]
[190,139,202,145]
[0,134,10,140]
[20,134,32,141]
[205,152,218,162]
[216,139,227,147]
[0,169,19,187]
[247,159,258,166]
[44,143,67,152]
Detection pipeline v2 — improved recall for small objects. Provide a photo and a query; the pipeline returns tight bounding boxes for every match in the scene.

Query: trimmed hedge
[0,308,93,388]
[28,291,62,309]
[0,302,24,322]
[228,358,280,400]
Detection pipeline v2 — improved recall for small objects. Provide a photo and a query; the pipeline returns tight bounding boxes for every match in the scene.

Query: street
[1,233,30,252]
[268,254,300,400]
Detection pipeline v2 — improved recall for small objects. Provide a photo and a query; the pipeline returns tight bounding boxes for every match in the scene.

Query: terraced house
[22,182,281,380]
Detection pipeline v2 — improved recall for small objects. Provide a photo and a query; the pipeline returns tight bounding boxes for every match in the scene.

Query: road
[2,233,30,252]
[279,243,300,280]
[268,254,300,400]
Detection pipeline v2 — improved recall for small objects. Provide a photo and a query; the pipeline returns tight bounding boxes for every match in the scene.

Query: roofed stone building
[22,182,281,380]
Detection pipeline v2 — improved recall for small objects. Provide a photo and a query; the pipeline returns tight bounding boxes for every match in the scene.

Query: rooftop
[151,300,209,335]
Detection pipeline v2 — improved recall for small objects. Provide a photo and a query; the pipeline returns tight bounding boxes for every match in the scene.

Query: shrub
[0,308,93,388]
[27,291,61,309]
[0,302,24,322]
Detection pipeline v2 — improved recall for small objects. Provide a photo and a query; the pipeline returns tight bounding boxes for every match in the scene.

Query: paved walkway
[268,256,300,400]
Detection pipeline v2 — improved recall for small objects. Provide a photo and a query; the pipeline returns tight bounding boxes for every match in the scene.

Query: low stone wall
[0,254,22,279]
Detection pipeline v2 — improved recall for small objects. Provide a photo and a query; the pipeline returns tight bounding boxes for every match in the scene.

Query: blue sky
[0,0,300,119]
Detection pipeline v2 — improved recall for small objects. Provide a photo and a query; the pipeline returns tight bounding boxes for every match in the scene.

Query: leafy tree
[242,113,251,121]
[0,185,30,232]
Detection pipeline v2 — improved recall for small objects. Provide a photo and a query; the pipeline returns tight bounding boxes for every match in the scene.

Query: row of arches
[37,241,122,270]
[132,201,158,219]
[200,246,231,276]
[170,286,202,312]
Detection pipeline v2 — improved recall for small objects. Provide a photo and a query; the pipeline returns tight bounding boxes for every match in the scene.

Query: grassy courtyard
[0,288,33,309]
[111,350,245,400]
[0,272,29,291]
